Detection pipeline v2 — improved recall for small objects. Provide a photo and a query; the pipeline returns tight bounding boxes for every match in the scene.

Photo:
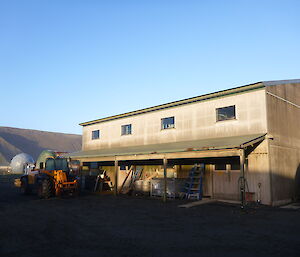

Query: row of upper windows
[91,105,236,140]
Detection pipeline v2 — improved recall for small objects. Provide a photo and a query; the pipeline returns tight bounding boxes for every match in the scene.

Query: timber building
[70,79,300,205]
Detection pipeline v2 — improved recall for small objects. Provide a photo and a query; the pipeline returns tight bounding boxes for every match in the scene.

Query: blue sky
[0,0,299,134]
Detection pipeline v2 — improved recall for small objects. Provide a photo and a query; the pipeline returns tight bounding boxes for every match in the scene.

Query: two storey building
[70,79,300,205]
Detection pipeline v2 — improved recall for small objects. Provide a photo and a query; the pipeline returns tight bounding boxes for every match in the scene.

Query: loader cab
[45,158,80,176]
[45,158,68,172]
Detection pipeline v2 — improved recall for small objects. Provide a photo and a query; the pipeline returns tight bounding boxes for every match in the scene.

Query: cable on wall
[266,91,300,109]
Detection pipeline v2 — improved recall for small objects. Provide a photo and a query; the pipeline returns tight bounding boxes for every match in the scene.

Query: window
[215,163,240,170]
[230,163,240,170]
[216,105,236,121]
[55,158,69,172]
[45,158,55,171]
[92,130,100,140]
[120,165,127,170]
[121,124,132,135]
[215,164,226,170]
[161,116,175,130]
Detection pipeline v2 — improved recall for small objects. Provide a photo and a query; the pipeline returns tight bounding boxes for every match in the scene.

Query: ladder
[129,166,143,189]
[185,164,204,200]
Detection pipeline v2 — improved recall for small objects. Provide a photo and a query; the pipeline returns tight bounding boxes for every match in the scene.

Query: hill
[0,127,81,164]
[0,152,8,165]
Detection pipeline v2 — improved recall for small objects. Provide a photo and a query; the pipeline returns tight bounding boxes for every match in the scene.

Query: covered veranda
[68,134,266,205]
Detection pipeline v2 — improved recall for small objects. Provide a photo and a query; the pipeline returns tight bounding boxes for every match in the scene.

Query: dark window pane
[45,158,55,171]
[121,124,132,135]
[161,116,175,130]
[167,164,175,169]
[55,158,69,172]
[230,163,240,170]
[216,106,236,121]
[92,130,100,140]
[215,164,226,170]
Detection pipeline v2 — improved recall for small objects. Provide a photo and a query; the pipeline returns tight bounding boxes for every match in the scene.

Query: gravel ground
[0,175,300,257]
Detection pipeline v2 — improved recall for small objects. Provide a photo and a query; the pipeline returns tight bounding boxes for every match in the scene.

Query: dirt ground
[0,175,300,257]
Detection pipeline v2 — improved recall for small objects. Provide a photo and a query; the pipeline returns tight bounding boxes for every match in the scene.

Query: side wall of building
[246,140,271,204]
[266,83,300,205]
[82,89,268,151]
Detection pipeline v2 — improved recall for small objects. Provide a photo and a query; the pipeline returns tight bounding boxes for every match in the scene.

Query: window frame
[121,124,132,136]
[91,130,100,140]
[216,105,236,122]
[161,116,175,130]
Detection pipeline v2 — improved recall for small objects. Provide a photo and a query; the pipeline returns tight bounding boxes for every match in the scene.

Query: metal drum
[134,180,151,193]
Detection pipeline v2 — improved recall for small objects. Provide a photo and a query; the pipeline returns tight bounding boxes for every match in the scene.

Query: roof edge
[262,79,300,86]
[66,133,266,159]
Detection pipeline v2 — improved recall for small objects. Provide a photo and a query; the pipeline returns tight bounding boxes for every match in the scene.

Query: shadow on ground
[0,175,300,257]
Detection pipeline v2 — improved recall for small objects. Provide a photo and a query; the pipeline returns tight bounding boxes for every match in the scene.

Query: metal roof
[67,133,266,160]
[262,79,300,86]
[80,79,300,127]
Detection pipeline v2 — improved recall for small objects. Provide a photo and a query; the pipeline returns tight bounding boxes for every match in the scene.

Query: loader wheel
[38,179,53,199]
[20,178,31,195]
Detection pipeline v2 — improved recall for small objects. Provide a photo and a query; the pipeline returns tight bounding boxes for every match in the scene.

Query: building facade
[70,80,300,206]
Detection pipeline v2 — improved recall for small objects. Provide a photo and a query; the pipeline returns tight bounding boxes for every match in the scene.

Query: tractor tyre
[38,179,53,199]
[20,178,31,195]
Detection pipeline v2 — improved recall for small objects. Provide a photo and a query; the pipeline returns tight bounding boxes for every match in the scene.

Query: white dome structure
[10,153,35,174]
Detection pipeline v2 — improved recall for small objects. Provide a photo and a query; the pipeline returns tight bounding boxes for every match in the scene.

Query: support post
[163,157,168,202]
[114,159,118,196]
[240,149,246,208]
[209,164,214,198]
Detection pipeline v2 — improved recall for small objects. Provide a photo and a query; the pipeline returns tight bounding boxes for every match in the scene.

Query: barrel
[134,180,150,193]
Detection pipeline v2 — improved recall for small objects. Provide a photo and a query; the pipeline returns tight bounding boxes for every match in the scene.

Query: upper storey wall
[82,89,267,151]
